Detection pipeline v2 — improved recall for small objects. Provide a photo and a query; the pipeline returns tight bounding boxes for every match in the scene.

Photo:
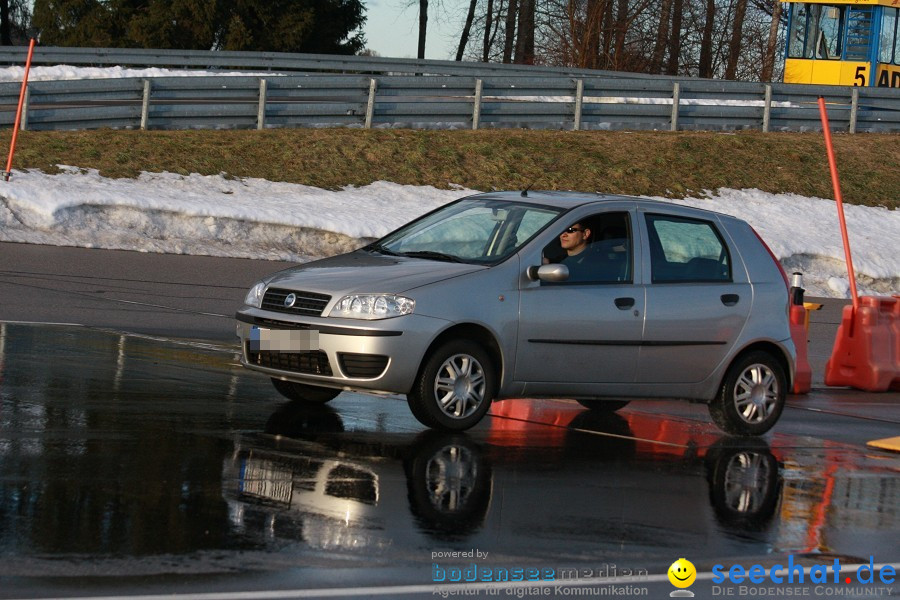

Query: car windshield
[369,198,562,264]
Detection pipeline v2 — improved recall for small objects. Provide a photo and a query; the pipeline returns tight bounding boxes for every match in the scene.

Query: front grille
[252,317,314,330]
[262,288,331,317]
[339,353,389,379]
[247,345,332,376]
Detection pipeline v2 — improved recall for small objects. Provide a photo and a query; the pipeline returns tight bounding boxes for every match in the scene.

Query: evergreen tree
[31,0,366,54]
[126,0,221,50]
[32,0,118,47]
[1,0,31,45]
[211,0,368,54]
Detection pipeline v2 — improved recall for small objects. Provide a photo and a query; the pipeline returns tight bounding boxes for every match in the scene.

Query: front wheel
[709,351,786,436]
[407,340,496,431]
[270,378,341,404]
[405,431,492,539]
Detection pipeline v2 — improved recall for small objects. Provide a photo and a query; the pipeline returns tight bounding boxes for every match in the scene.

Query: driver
[559,221,593,281]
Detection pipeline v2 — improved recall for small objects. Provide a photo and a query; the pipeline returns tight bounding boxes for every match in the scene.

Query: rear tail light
[751,226,789,289]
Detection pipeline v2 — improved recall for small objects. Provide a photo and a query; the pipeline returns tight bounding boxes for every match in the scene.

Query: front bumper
[235,309,446,395]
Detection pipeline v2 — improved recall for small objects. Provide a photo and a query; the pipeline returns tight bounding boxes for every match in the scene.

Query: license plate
[240,458,293,505]
[249,326,319,352]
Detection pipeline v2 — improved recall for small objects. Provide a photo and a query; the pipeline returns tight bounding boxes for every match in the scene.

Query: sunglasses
[562,227,584,234]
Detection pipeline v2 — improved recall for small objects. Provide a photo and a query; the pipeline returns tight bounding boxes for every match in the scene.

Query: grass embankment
[5,129,899,209]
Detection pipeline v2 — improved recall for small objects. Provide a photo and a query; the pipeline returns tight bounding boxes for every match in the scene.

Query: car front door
[636,210,752,384]
[515,208,645,388]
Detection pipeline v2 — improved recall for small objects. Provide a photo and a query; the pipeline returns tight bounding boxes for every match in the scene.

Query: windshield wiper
[365,244,402,257]
[399,251,468,264]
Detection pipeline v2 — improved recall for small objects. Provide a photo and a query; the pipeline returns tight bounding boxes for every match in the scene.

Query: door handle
[721,294,740,306]
[615,297,635,310]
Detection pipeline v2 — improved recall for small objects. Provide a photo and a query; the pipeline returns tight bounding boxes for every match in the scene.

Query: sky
[0,66,898,300]
[364,0,461,59]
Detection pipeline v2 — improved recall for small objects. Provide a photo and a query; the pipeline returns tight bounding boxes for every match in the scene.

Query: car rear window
[645,214,732,283]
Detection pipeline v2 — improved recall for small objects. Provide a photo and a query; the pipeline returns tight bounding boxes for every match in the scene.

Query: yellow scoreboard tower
[783,0,900,86]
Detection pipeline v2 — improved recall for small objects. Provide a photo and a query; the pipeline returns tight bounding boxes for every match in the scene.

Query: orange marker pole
[817,96,859,311]
[4,38,37,182]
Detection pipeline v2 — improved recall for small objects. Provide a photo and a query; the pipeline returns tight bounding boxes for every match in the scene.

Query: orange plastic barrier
[790,304,812,394]
[825,296,900,392]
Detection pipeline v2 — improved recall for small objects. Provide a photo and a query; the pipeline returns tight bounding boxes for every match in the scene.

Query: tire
[706,438,780,530]
[265,401,345,437]
[270,378,341,404]
[565,411,636,458]
[709,351,786,436]
[405,431,492,540]
[407,340,496,431]
[575,399,630,412]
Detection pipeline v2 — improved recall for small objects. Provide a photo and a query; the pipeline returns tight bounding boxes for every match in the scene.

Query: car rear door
[636,209,752,384]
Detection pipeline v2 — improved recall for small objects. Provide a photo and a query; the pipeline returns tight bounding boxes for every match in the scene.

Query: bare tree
[584,0,605,68]
[418,0,428,58]
[601,0,614,63]
[610,0,654,71]
[761,0,782,81]
[542,0,611,67]
[455,0,784,82]
[649,0,672,72]
[665,0,683,74]
[456,0,478,59]
[514,0,534,63]
[503,0,517,62]
[612,0,627,67]
[483,0,496,60]
[698,0,716,77]
[724,0,748,79]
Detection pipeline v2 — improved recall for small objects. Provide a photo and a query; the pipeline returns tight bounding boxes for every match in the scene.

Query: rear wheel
[575,399,630,412]
[407,340,496,431]
[270,378,341,404]
[709,351,786,436]
[706,439,780,529]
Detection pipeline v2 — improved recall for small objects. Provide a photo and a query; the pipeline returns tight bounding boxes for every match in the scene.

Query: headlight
[329,294,415,320]
[244,282,266,308]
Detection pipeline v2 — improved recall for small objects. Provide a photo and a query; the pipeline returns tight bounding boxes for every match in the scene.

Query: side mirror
[526,264,569,282]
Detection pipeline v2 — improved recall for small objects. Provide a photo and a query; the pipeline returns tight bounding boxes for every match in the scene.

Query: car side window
[541,212,633,284]
[645,214,732,283]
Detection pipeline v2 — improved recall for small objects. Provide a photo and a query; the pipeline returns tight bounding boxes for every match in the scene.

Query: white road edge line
[1,320,85,327]
[1,320,237,353]
[11,563,900,600]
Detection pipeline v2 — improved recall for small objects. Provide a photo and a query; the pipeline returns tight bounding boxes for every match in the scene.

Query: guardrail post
[365,78,377,129]
[472,79,483,130]
[849,87,859,134]
[257,78,267,130]
[140,79,151,130]
[20,87,29,131]
[762,84,772,133]
[573,79,584,131]
[670,82,680,132]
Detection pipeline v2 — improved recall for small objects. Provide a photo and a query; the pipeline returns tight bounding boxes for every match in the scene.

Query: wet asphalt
[0,242,898,600]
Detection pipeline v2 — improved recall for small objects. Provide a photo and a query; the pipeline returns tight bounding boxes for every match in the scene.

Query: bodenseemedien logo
[668,558,697,597]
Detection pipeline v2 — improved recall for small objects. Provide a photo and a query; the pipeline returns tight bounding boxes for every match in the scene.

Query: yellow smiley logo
[668,558,697,588]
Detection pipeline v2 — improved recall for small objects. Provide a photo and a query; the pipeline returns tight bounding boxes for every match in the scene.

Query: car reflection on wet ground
[0,323,898,599]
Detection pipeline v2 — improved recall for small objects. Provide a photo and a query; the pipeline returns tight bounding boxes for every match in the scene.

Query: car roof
[471,190,628,208]
[469,191,737,221]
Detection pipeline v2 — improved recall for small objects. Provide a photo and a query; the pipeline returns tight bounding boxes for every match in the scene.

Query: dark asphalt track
[0,241,898,600]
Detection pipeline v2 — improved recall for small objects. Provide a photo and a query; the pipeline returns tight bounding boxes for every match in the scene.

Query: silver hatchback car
[237,192,796,436]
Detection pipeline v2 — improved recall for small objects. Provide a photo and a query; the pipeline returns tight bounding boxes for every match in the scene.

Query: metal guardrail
[0,47,897,133]
[0,46,654,79]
